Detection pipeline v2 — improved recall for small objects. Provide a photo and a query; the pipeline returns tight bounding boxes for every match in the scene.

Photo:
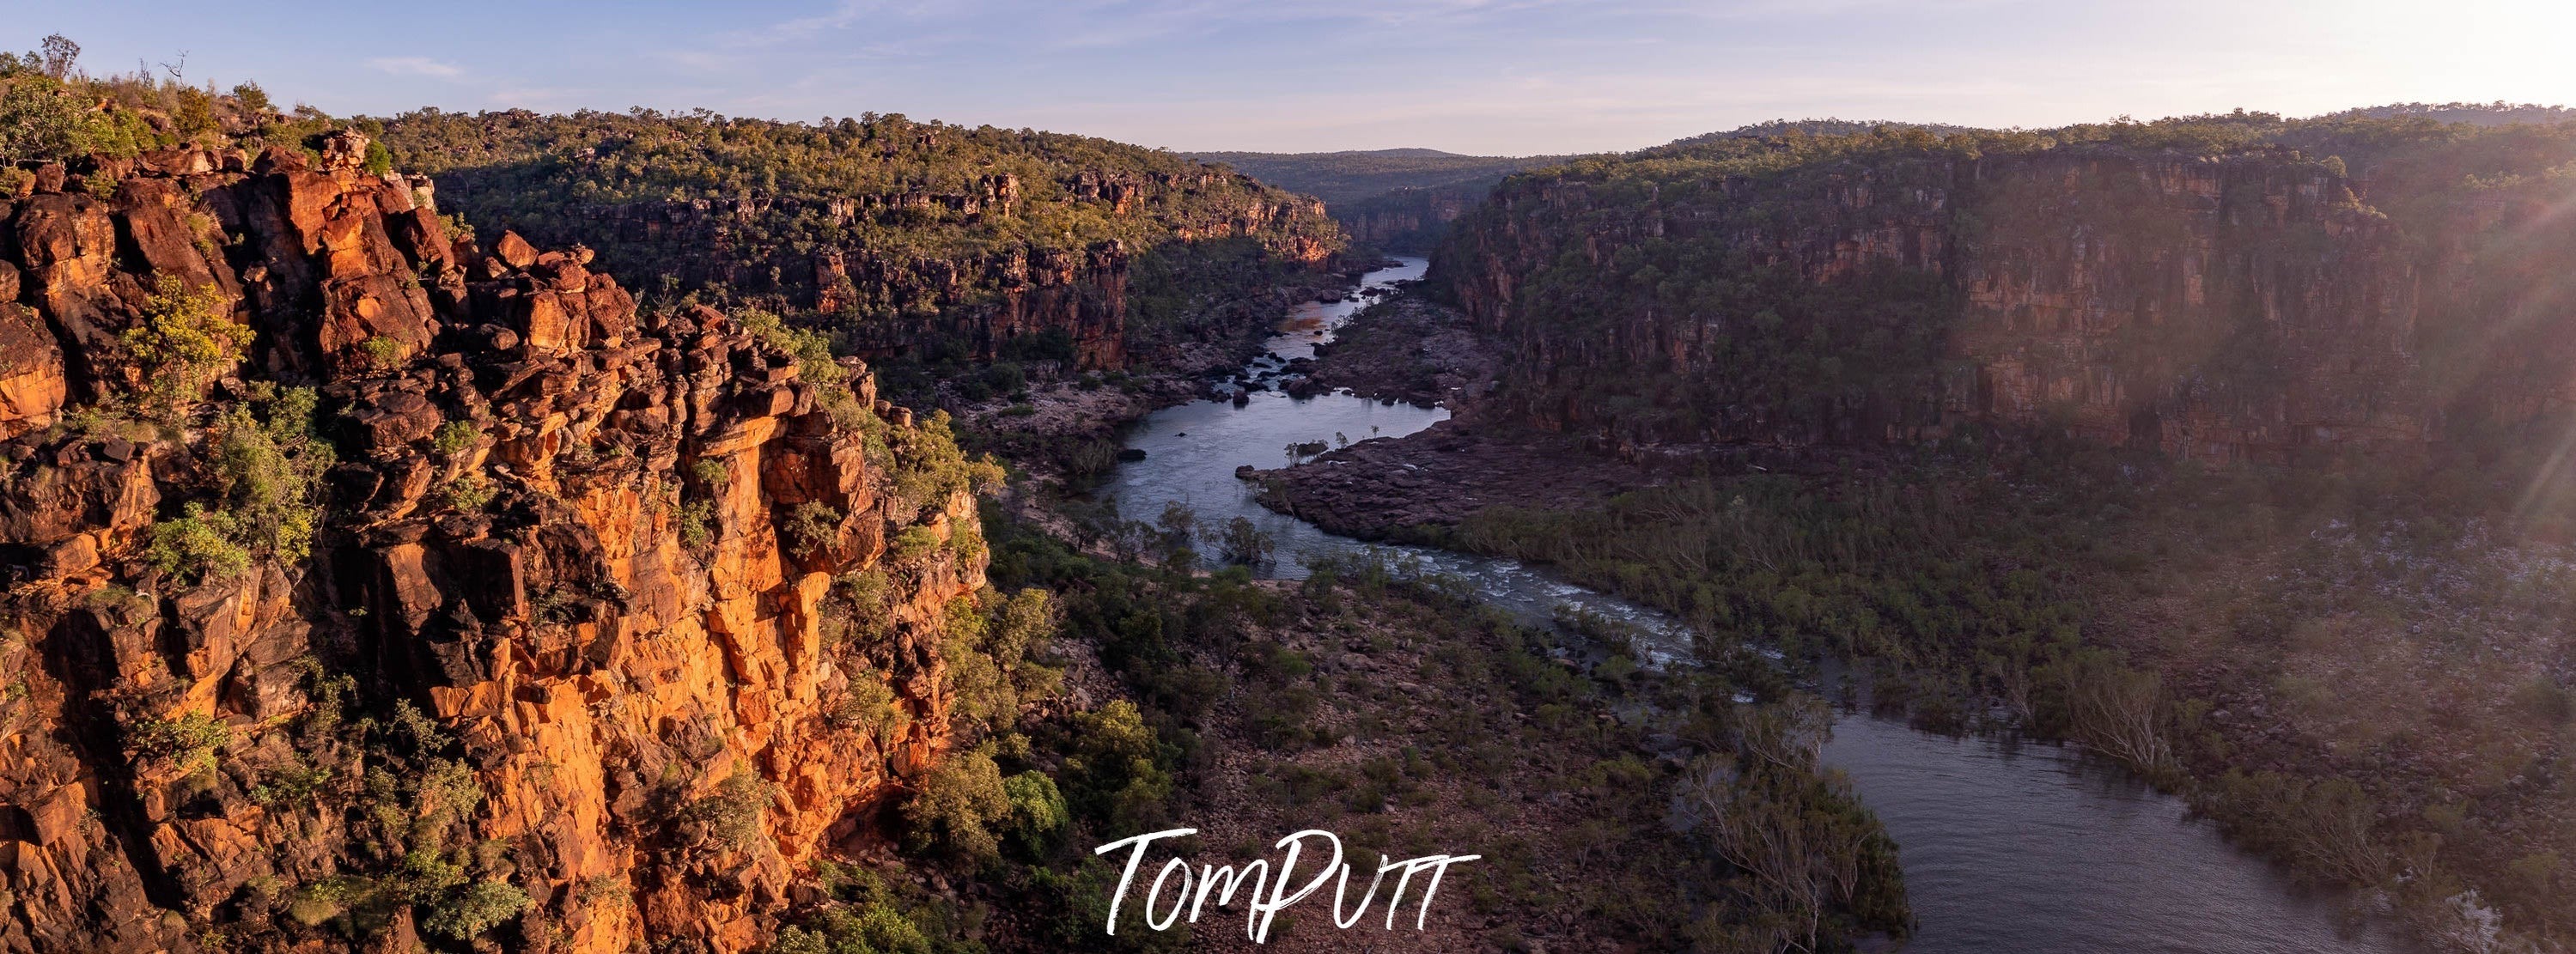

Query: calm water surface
[1098,258,2411,953]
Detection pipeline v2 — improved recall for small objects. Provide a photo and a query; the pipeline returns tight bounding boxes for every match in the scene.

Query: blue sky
[16,1,2576,155]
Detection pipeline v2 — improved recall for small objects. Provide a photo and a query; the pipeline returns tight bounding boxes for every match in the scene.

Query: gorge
[4,27,2576,954]
[1110,258,2414,954]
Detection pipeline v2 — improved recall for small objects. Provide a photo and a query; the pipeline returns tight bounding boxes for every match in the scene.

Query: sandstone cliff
[1434,125,2576,462]
[372,111,1347,373]
[0,131,989,952]
[1330,185,1490,254]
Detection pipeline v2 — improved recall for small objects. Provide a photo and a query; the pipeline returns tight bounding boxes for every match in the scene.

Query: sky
[14,0,2576,155]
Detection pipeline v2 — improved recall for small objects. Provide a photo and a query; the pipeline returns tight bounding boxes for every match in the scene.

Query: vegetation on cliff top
[0,34,349,167]
[1434,111,2576,445]
[368,107,1344,365]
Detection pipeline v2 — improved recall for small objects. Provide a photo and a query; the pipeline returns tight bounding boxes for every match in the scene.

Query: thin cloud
[720,0,961,47]
[368,57,463,78]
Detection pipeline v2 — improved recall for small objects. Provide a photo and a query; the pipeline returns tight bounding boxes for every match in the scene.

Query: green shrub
[939,588,1061,734]
[889,525,941,568]
[441,473,496,512]
[685,774,779,853]
[228,81,270,113]
[432,420,478,457]
[1060,701,1173,833]
[1680,755,1913,950]
[207,392,331,565]
[358,335,405,368]
[770,902,932,954]
[146,503,251,584]
[361,139,393,175]
[122,277,250,416]
[901,746,1011,859]
[679,500,719,550]
[734,308,874,429]
[827,569,893,647]
[691,457,731,489]
[248,760,332,807]
[416,757,486,823]
[2206,770,2390,888]
[128,711,229,770]
[886,411,1004,516]
[419,878,530,939]
[0,73,86,157]
[828,666,909,738]
[283,876,371,927]
[783,501,842,557]
[1003,770,1070,856]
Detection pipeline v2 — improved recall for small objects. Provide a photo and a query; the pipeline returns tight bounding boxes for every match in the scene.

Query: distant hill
[1666,108,2576,149]
[1190,148,1582,252]
[2311,101,2576,126]
[1187,148,1572,207]
[1662,118,1988,149]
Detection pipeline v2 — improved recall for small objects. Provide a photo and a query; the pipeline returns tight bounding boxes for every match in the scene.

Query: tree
[229,81,271,114]
[902,747,1011,859]
[1210,516,1274,565]
[1153,501,1197,566]
[38,35,76,80]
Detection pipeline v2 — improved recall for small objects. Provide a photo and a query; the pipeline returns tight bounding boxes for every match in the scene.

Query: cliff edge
[0,131,989,952]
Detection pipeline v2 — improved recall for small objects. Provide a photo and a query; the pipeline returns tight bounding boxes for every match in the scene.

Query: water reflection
[1824,714,2410,953]
[1096,257,2413,954]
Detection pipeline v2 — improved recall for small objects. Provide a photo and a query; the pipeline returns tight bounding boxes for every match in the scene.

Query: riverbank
[953,266,1374,490]
[1245,283,2559,951]
[1174,573,1723,953]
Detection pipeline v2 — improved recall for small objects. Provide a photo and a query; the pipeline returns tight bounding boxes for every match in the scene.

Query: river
[1096,257,2411,953]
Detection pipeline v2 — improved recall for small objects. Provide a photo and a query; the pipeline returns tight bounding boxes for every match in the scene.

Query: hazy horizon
[21,0,2576,155]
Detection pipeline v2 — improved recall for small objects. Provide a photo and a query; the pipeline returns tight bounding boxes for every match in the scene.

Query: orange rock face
[0,132,983,952]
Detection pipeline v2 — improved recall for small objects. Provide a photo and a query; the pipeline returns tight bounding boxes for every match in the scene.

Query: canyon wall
[1435,134,2576,462]
[375,112,1347,373]
[0,132,984,952]
[535,180,1338,369]
[1332,184,1488,254]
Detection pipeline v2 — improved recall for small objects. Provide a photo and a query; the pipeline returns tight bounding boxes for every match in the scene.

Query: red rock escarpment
[0,132,983,952]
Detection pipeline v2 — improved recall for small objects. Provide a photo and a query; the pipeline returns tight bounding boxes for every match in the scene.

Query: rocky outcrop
[1244,420,1660,540]
[1300,296,1501,409]
[1435,141,2576,463]
[0,132,985,952]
